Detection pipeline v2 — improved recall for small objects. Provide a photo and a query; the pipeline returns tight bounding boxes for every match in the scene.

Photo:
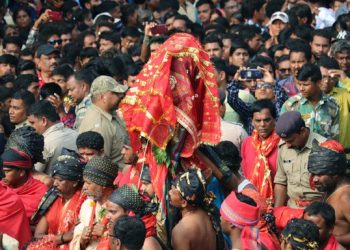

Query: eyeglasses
[257,83,274,89]
[48,39,62,45]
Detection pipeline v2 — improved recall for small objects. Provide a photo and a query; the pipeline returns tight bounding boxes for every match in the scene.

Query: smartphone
[48,10,63,22]
[151,24,168,35]
[240,69,263,80]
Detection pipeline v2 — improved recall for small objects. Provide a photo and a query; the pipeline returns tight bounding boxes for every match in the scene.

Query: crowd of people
[0,0,350,249]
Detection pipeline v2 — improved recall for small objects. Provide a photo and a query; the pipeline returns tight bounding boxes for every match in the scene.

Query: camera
[240,69,263,80]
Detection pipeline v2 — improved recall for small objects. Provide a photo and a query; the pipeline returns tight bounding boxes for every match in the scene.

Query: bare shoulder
[172,222,191,250]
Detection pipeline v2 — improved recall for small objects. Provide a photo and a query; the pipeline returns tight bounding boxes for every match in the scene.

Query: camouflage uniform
[281,94,339,140]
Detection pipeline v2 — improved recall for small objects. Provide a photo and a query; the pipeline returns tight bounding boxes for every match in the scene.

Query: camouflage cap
[90,75,128,95]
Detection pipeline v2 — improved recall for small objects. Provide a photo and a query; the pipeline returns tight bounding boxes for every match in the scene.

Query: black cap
[37,44,60,57]
[276,111,305,138]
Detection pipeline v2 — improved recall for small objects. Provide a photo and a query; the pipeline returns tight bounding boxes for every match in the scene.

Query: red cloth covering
[241,189,280,250]
[241,226,260,250]
[320,140,344,153]
[0,182,32,249]
[324,234,341,250]
[273,206,304,231]
[241,131,279,201]
[121,33,221,156]
[2,174,48,220]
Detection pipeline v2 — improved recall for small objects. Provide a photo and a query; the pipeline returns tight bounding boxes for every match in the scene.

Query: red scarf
[27,190,86,250]
[324,234,340,250]
[0,183,32,249]
[4,174,48,220]
[251,130,280,201]
[273,206,304,231]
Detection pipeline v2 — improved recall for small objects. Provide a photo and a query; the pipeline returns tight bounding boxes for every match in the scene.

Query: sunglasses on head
[48,39,62,45]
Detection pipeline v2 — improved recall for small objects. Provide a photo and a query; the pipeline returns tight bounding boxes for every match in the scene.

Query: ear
[42,116,49,127]
[181,199,188,208]
[219,71,226,82]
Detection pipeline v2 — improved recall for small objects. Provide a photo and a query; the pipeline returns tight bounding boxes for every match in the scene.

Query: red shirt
[241,136,278,181]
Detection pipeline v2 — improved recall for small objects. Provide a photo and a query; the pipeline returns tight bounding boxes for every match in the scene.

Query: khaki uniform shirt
[274,131,326,208]
[78,104,126,169]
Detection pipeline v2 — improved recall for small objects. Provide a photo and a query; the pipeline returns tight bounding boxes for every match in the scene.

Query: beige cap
[90,75,129,95]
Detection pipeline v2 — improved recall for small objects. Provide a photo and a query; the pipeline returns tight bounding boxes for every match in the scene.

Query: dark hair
[52,64,74,80]
[242,0,265,19]
[95,21,116,33]
[236,192,257,207]
[113,216,146,250]
[304,202,335,229]
[0,86,13,102]
[276,55,290,68]
[149,36,167,47]
[203,35,223,48]
[21,48,33,57]
[281,219,320,250]
[126,63,142,77]
[80,47,99,61]
[121,27,142,39]
[214,141,241,172]
[74,68,97,86]
[99,31,121,44]
[28,100,60,122]
[251,55,275,72]
[240,25,261,43]
[297,63,322,83]
[265,0,284,18]
[121,4,138,25]
[316,55,340,70]
[0,74,15,86]
[128,45,141,58]
[174,14,192,29]
[13,7,32,25]
[40,82,63,99]
[0,54,19,66]
[3,36,22,49]
[14,74,38,91]
[195,0,214,9]
[37,24,61,44]
[77,30,96,49]
[211,57,228,75]
[12,89,35,113]
[229,39,250,55]
[311,29,331,43]
[289,4,313,26]
[288,39,312,61]
[291,25,313,43]
[76,131,104,150]
[16,60,36,75]
[251,99,277,119]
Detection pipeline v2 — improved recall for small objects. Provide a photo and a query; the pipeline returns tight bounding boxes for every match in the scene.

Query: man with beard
[106,185,161,250]
[79,76,128,170]
[70,156,118,250]
[28,152,86,249]
[169,169,223,250]
[308,140,350,248]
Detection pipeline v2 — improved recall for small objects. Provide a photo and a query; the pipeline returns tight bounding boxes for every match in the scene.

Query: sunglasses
[48,39,62,45]
[257,83,274,89]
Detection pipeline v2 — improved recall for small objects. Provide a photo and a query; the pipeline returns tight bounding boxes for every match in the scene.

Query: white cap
[268,11,289,26]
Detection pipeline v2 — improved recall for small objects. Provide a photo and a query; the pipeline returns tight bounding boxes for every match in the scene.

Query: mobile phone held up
[240,69,263,80]
[151,24,168,35]
[48,10,63,22]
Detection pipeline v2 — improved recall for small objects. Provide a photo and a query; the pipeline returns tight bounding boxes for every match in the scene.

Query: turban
[52,154,85,182]
[308,140,347,175]
[1,147,32,169]
[6,126,44,164]
[108,185,145,216]
[83,156,118,187]
[174,168,207,207]
[140,164,151,183]
[220,192,260,229]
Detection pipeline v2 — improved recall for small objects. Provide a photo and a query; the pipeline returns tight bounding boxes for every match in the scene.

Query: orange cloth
[273,206,304,230]
[324,234,341,250]
[249,130,280,201]
[27,190,86,250]
[0,182,31,249]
